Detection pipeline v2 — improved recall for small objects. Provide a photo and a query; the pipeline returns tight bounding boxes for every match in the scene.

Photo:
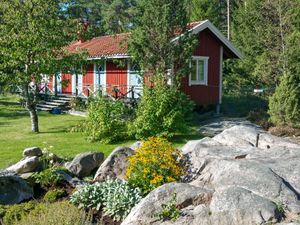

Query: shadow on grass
[221,94,268,117]
[171,129,205,146]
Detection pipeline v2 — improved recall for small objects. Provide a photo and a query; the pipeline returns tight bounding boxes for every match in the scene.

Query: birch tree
[0,0,85,132]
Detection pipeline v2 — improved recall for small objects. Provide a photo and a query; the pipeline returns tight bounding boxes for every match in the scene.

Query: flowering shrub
[126,137,186,194]
[70,179,142,221]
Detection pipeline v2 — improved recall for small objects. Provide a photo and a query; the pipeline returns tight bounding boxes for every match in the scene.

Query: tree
[190,0,225,31]
[0,0,85,132]
[128,0,196,84]
[268,73,300,127]
[101,0,137,34]
[228,0,296,93]
[63,0,137,36]
[128,0,196,139]
[62,0,105,38]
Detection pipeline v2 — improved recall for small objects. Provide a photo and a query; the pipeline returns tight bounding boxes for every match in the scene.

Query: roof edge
[173,20,244,59]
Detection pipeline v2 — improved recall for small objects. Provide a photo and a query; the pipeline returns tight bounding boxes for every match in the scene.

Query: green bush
[3,201,36,225]
[129,85,194,139]
[16,201,91,225]
[126,137,186,194]
[83,96,131,143]
[269,73,300,127]
[32,168,63,188]
[43,188,66,202]
[70,179,142,221]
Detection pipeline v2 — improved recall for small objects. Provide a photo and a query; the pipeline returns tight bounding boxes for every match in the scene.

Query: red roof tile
[68,21,204,58]
[68,33,130,58]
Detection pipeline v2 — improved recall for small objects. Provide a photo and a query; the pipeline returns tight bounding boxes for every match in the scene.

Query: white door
[128,63,142,98]
[94,62,106,95]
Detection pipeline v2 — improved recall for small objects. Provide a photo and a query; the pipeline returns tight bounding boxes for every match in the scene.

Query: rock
[6,156,39,174]
[56,170,86,188]
[129,141,142,150]
[94,147,134,182]
[122,125,300,225]
[23,147,42,157]
[0,171,33,205]
[121,183,213,225]
[65,152,104,178]
[19,172,34,180]
[209,186,279,224]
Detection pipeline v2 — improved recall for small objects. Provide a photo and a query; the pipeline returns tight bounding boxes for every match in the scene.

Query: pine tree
[269,73,300,127]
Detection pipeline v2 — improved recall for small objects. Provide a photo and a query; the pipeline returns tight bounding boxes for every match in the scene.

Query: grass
[0,94,203,169]
[0,95,134,169]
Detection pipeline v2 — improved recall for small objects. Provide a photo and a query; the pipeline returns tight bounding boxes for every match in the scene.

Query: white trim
[172,20,243,59]
[219,46,223,104]
[189,56,209,86]
[127,61,130,95]
[87,55,130,60]
[71,73,76,94]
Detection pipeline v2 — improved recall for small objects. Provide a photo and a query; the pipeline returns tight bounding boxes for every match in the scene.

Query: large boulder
[122,125,300,225]
[23,147,42,157]
[94,147,134,182]
[65,152,104,178]
[121,183,213,225]
[6,156,39,174]
[0,171,33,205]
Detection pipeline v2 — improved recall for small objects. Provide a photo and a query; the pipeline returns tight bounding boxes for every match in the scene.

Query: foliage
[64,0,136,36]
[70,97,87,111]
[190,0,226,31]
[16,201,92,225]
[0,0,86,132]
[228,0,300,94]
[128,0,196,84]
[130,86,194,139]
[268,73,300,128]
[2,201,36,225]
[126,137,186,194]
[156,193,180,221]
[70,179,142,221]
[43,188,67,202]
[32,168,63,188]
[83,96,131,143]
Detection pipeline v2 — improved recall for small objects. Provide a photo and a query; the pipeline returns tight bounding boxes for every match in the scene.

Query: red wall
[83,64,94,96]
[181,28,221,105]
[61,73,72,94]
[106,61,128,97]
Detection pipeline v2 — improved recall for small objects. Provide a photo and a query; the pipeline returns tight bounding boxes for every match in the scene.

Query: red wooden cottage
[48,20,243,107]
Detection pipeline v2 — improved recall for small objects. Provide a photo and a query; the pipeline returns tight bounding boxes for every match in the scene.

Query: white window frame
[189,56,209,86]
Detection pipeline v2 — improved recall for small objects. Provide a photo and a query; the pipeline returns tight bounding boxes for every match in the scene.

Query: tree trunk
[29,107,39,132]
[23,84,39,132]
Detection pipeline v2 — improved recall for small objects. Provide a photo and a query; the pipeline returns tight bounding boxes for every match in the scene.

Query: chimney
[77,20,90,43]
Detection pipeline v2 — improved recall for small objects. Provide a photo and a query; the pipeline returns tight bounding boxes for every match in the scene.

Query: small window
[189,56,209,86]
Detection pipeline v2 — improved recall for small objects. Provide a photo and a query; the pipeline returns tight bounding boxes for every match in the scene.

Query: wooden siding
[106,61,128,97]
[82,64,94,96]
[181,28,221,105]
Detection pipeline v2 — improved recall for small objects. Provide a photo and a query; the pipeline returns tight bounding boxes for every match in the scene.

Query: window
[189,56,209,86]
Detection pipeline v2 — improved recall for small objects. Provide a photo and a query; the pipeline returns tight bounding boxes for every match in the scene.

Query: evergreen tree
[228,0,296,93]
[269,73,300,127]
[101,0,137,34]
[190,0,224,30]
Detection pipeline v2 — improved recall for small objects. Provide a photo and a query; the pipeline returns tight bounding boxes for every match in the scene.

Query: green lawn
[0,94,203,169]
[0,95,134,169]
